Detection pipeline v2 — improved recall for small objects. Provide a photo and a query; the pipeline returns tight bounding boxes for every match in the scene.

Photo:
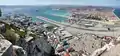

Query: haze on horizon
[0,0,120,7]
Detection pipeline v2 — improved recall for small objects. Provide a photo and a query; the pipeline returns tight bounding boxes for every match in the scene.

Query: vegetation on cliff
[0,21,26,44]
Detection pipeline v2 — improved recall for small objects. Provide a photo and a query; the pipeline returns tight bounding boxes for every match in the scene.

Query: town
[0,6,120,56]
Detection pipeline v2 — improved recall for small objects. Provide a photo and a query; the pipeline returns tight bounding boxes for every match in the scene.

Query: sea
[113,8,120,18]
[1,6,120,23]
[1,6,68,22]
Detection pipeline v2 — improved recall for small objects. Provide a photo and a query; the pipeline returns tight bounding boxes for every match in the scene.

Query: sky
[0,0,120,6]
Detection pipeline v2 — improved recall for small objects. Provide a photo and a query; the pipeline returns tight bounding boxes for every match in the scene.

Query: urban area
[0,6,120,56]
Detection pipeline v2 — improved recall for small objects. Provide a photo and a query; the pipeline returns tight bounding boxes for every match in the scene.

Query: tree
[4,30,20,44]
[0,9,1,17]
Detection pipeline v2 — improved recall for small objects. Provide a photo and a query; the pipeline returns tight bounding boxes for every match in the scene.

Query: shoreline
[51,13,70,19]
[37,16,120,31]
[112,9,120,20]
[36,16,120,37]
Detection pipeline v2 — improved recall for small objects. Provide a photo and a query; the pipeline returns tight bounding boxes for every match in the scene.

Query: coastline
[51,13,70,19]
[112,9,120,20]
[36,16,120,37]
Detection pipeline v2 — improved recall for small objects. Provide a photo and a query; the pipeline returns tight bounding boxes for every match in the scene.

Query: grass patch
[3,29,19,44]
[9,24,27,37]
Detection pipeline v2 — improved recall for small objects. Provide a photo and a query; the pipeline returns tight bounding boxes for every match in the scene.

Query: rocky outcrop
[0,38,13,56]
[17,37,55,56]
[68,34,103,55]
[91,36,120,56]
[13,45,27,56]
[101,44,120,56]
[90,41,115,56]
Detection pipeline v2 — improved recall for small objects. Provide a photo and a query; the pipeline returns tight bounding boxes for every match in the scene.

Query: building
[60,31,72,40]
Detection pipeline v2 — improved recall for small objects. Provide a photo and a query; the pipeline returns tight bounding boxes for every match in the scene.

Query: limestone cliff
[17,37,55,56]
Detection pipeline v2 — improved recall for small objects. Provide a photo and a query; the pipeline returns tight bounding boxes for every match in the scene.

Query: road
[36,16,120,36]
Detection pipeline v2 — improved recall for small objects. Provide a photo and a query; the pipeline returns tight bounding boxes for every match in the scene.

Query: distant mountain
[0,5,117,16]
[0,5,115,8]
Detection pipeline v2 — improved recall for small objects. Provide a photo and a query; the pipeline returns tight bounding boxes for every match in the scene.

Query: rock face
[17,37,55,56]
[68,34,103,55]
[103,45,120,56]
[0,24,6,33]
[13,45,27,56]
[0,39,13,56]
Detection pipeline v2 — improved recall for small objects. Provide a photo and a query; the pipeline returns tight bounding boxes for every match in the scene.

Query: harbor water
[113,8,120,18]
[2,7,69,22]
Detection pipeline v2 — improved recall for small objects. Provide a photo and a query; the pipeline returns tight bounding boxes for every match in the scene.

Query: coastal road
[36,16,120,36]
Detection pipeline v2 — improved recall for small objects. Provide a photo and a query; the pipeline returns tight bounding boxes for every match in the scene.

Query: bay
[2,7,68,22]
[113,8,120,18]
